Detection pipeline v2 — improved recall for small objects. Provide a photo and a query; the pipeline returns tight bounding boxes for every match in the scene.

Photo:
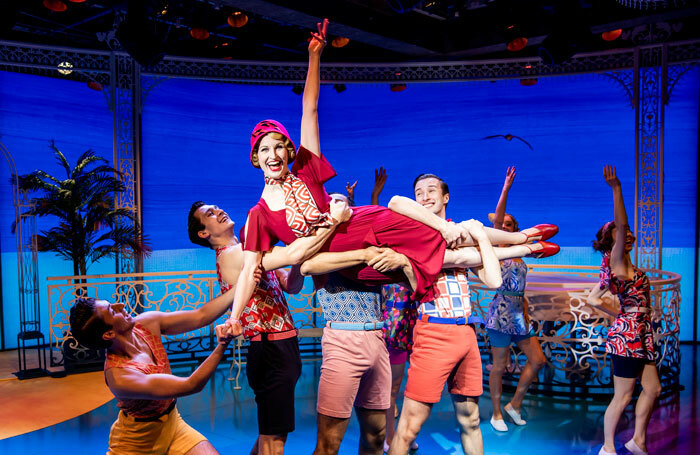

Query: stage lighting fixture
[116,0,168,67]
[190,27,210,40]
[292,85,304,95]
[538,3,590,66]
[57,61,73,75]
[602,29,623,41]
[227,12,249,28]
[331,37,350,48]
[43,0,67,12]
[333,84,347,93]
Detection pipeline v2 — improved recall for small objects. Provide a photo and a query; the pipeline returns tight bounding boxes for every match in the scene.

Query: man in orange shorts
[389,174,499,455]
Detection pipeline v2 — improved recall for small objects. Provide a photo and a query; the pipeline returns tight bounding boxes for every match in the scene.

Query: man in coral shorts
[389,174,495,455]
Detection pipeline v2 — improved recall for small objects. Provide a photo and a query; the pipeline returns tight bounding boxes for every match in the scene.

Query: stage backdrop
[0,67,698,349]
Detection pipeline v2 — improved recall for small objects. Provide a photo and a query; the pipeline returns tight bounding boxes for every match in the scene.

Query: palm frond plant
[15,141,151,283]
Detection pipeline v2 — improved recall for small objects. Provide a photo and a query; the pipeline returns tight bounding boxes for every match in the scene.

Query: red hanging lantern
[43,0,67,12]
[507,37,528,52]
[601,29,623,41]
[331,37,350,48]
[390,84,407,92]
[190,27,210,40]
[87,81,103,91]
[227,12,249,28]
[520,78,537,86]
[69,0,87,3]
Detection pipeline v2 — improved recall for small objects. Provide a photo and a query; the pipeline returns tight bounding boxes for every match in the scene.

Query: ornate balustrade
[48,264,680,396]
[470,264,681,397]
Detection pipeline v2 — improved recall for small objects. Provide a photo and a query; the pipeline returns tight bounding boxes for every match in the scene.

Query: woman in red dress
[587,165,660,455]
[227,19,558,337]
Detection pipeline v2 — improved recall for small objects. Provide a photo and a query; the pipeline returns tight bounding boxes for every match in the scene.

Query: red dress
[243,147,446,302]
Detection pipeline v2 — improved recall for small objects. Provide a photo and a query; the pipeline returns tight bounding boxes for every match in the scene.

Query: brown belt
[123,399,176,422]
[250,328,298,342]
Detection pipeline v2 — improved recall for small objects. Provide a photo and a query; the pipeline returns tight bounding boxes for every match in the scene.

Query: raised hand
[346,180,357,200]
[372,167,387,197]
[330,197,353,224]
[308,18,329,55]
[503,166,516,190]
[603,164,620,188]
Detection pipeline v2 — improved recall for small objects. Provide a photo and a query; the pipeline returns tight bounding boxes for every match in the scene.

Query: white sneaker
[490,416,508,432]
[624,439,648,455]
[598,446,617,455]
[409,440,419,452]
[383,440,390,454]
[504,403,526,425]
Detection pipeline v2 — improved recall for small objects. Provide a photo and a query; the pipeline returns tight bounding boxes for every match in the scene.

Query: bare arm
[106,337,231,401]
[587,282,620,317]
[493,166,515,229]
[157,288,236,336]
[371,167,387,206]
[276,265,305,294]
[299,19,328,158]
[300,248,374,276]
[388,195,461,245]
[604,165,630,272]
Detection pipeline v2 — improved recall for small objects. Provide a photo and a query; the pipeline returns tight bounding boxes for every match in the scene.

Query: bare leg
[630,363,661,453]
[443,244,540,269]
[356,407,386,455]
[186,441,219,455]
[452,395,483,455]
[489,346,510,421]
[388,397,432,455]
[258,434,287,455]
[603,376,636,453]
[385,362,406,447]
[313,413,350,455]
[508,337,546,413]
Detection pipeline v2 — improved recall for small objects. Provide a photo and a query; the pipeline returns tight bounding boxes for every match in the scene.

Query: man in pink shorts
[388,174,497,455]
[300,193,415,455]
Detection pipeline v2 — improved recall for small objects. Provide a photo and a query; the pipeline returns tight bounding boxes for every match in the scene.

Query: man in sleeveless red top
[69,292,236,455]
[189,199,389,455]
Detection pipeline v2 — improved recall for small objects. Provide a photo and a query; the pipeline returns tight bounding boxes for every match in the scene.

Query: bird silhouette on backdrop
[482,133,533,150]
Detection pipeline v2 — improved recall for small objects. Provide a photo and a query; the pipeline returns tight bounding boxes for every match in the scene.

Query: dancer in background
[587,165,660,455]
[227,19,562,340]
[484,167,547,432]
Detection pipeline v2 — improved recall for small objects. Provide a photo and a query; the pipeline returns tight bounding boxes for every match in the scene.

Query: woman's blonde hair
[251,132,296,168]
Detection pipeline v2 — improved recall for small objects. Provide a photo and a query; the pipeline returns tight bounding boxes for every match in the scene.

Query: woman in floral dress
[588,165,660,455]
[485,167,547,432]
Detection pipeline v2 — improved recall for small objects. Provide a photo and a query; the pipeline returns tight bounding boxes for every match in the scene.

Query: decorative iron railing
[48,264,680,395]
[470,264,681,397]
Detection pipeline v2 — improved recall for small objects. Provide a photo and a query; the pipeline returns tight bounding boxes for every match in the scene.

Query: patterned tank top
[104,323,173,418]
[216,245,295,339]
[418,268,471,318]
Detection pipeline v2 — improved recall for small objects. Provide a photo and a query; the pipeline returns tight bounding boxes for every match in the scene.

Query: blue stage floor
[2,345,698,455]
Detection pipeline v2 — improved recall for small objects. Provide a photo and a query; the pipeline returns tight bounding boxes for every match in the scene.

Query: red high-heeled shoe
[525,241,560,258]
[523,224,559,242]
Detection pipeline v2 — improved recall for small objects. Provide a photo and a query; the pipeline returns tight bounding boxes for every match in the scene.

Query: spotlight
[601,29,622,41]
[227,11,248,28]
[331,37,350,48]
[292,85,304,95]
[57,61,73,75]
[43,0,67,12]
[333,84,346,94]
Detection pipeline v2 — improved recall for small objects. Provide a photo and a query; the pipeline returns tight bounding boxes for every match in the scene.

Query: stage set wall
[0,68,698,350]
